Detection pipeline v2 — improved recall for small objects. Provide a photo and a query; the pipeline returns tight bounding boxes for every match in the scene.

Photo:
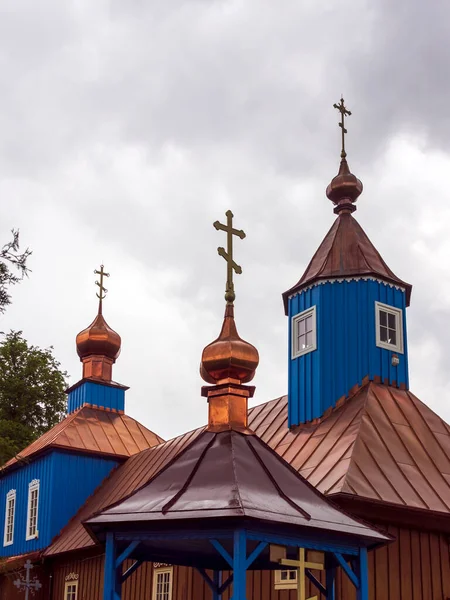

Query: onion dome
[326,157,363,214]
[200,304,259,385]
[76,313,121,362]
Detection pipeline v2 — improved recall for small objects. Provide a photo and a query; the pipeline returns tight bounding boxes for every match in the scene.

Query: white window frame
[26,479,40,541]
[375,302,404,354]
[274,568,298,590]
[291,306,317,359]
[3,489,16,547]
[152,566,173,600]
[64,580,78,600]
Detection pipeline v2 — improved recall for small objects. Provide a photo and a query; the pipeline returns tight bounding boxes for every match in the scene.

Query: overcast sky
[2,0,450,440]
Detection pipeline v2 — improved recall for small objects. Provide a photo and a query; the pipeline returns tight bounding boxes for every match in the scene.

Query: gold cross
[94,264,110,313]
[279,548,324,600]
[333,97,352,159]
[213,210,246,304]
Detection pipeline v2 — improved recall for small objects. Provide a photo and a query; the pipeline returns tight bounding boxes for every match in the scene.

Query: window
[274,569,297,590]
[152,567,173,600]
[292,306,317,359]
[64,581,78,600]
[375,302,403,353]
[26,479,39,541]
[3,489,16,546]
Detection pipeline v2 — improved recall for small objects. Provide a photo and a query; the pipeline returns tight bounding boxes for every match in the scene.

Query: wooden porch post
[104,532,119,600]
[233,530,247,600]
[325,554,336,600]
[356,547,368,600]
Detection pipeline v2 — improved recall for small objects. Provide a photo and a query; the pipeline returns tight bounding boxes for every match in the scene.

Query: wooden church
[0,101,449,600]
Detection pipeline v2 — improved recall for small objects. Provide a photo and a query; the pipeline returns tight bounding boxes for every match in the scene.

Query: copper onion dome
[76,313,121,362]
[200,304,259,385]
[76,265,121,382]
[326,157,363,214]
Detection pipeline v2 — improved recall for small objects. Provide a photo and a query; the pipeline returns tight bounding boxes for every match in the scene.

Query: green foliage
[0,331,68,465]
[0,230,31,314]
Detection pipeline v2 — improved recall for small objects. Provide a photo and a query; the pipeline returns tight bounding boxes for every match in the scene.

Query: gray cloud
[1,0,450,439]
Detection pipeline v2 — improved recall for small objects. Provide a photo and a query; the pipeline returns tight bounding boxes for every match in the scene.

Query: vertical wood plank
[419,532,432,600]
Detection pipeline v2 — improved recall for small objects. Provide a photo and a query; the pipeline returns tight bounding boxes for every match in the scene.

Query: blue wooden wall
[288,279,409,427]
[67,380,125,413]
[0,451,119,557]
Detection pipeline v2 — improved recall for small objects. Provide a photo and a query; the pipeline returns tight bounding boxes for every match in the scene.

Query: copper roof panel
[45,383,450,557]
[282,213,412,312]
[86,431,389,547]
[0,406,164,472]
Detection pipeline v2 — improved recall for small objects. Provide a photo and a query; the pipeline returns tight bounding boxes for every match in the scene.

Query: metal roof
[86,429,389,548]
[282,213,412,312]
[45,382,450,557]
[1,405,164,472]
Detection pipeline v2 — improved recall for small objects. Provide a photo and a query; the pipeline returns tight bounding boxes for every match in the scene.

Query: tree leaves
[0,331,68,465]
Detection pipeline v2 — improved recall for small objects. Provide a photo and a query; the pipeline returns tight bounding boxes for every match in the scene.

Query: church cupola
[76,265,121,383]
[200,210,259,432]
[283,99,412,427]
[67,265,128,414]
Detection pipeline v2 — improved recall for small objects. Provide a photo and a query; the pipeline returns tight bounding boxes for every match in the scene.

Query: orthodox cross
[213,210,246,304]
[333,97,352,159]
[279,548,324,600]
[94,264,110,314]
[13,560,42,600]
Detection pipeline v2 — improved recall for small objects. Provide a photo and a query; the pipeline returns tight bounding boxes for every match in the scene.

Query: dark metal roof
[0,405,164,472]
[282,213,412,313]
[86,429,388,547]
[45,382,450,557]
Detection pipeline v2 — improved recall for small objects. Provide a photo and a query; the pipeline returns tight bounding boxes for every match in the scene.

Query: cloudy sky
[2,0,450,440]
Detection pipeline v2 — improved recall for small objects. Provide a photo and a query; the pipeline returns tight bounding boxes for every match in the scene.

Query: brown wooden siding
[45,526,450,600]
[0,563,49,600]
[46,525,450,600]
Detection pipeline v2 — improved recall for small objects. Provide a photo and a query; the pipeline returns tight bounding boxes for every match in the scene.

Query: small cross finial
[333,97,352,159]
[94,265,110,314]
[213,210,246,304]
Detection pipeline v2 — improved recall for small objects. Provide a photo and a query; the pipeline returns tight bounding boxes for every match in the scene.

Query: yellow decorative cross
[279,548,324,600]
[213,210,246,304]
[94,264,110,313]
[333,97,352,159]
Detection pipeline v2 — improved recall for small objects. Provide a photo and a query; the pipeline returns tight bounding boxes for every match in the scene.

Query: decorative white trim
[274,569,297,590]
[375,301,404,354]
[64,579,79,600]
[152,566,173,600]
[288,276,406,301]
[26,479,40,541]
[291,306,317,359]
[3,489,16,547]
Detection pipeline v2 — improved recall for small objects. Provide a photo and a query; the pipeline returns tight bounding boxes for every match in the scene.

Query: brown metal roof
[86,429,389,549]
[282,213,412,313]
[45,382,450,557]
[1,406,164,472]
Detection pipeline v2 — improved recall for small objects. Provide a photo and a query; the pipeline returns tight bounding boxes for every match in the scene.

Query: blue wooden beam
[245,542,267,569]
[333,552,359,589]
[305,570,327,596]
[115,540,140,569]
[121,560,143,583]
[104,532,117,600]
[357,548,369,600]
[232,530,247,600]
[213,570,222,600]
[211,539,234,568]
[196,568,216,591]
[325,554,336,600]
[219,574,233,594]
[246,531,359,556]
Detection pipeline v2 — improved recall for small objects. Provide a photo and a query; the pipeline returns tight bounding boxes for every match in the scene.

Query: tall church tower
[283,99,412,427]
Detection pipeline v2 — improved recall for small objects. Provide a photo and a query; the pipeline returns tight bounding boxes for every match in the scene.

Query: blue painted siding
[67,380,125,413]
[0,451,119,557]
[288,280,409,427]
